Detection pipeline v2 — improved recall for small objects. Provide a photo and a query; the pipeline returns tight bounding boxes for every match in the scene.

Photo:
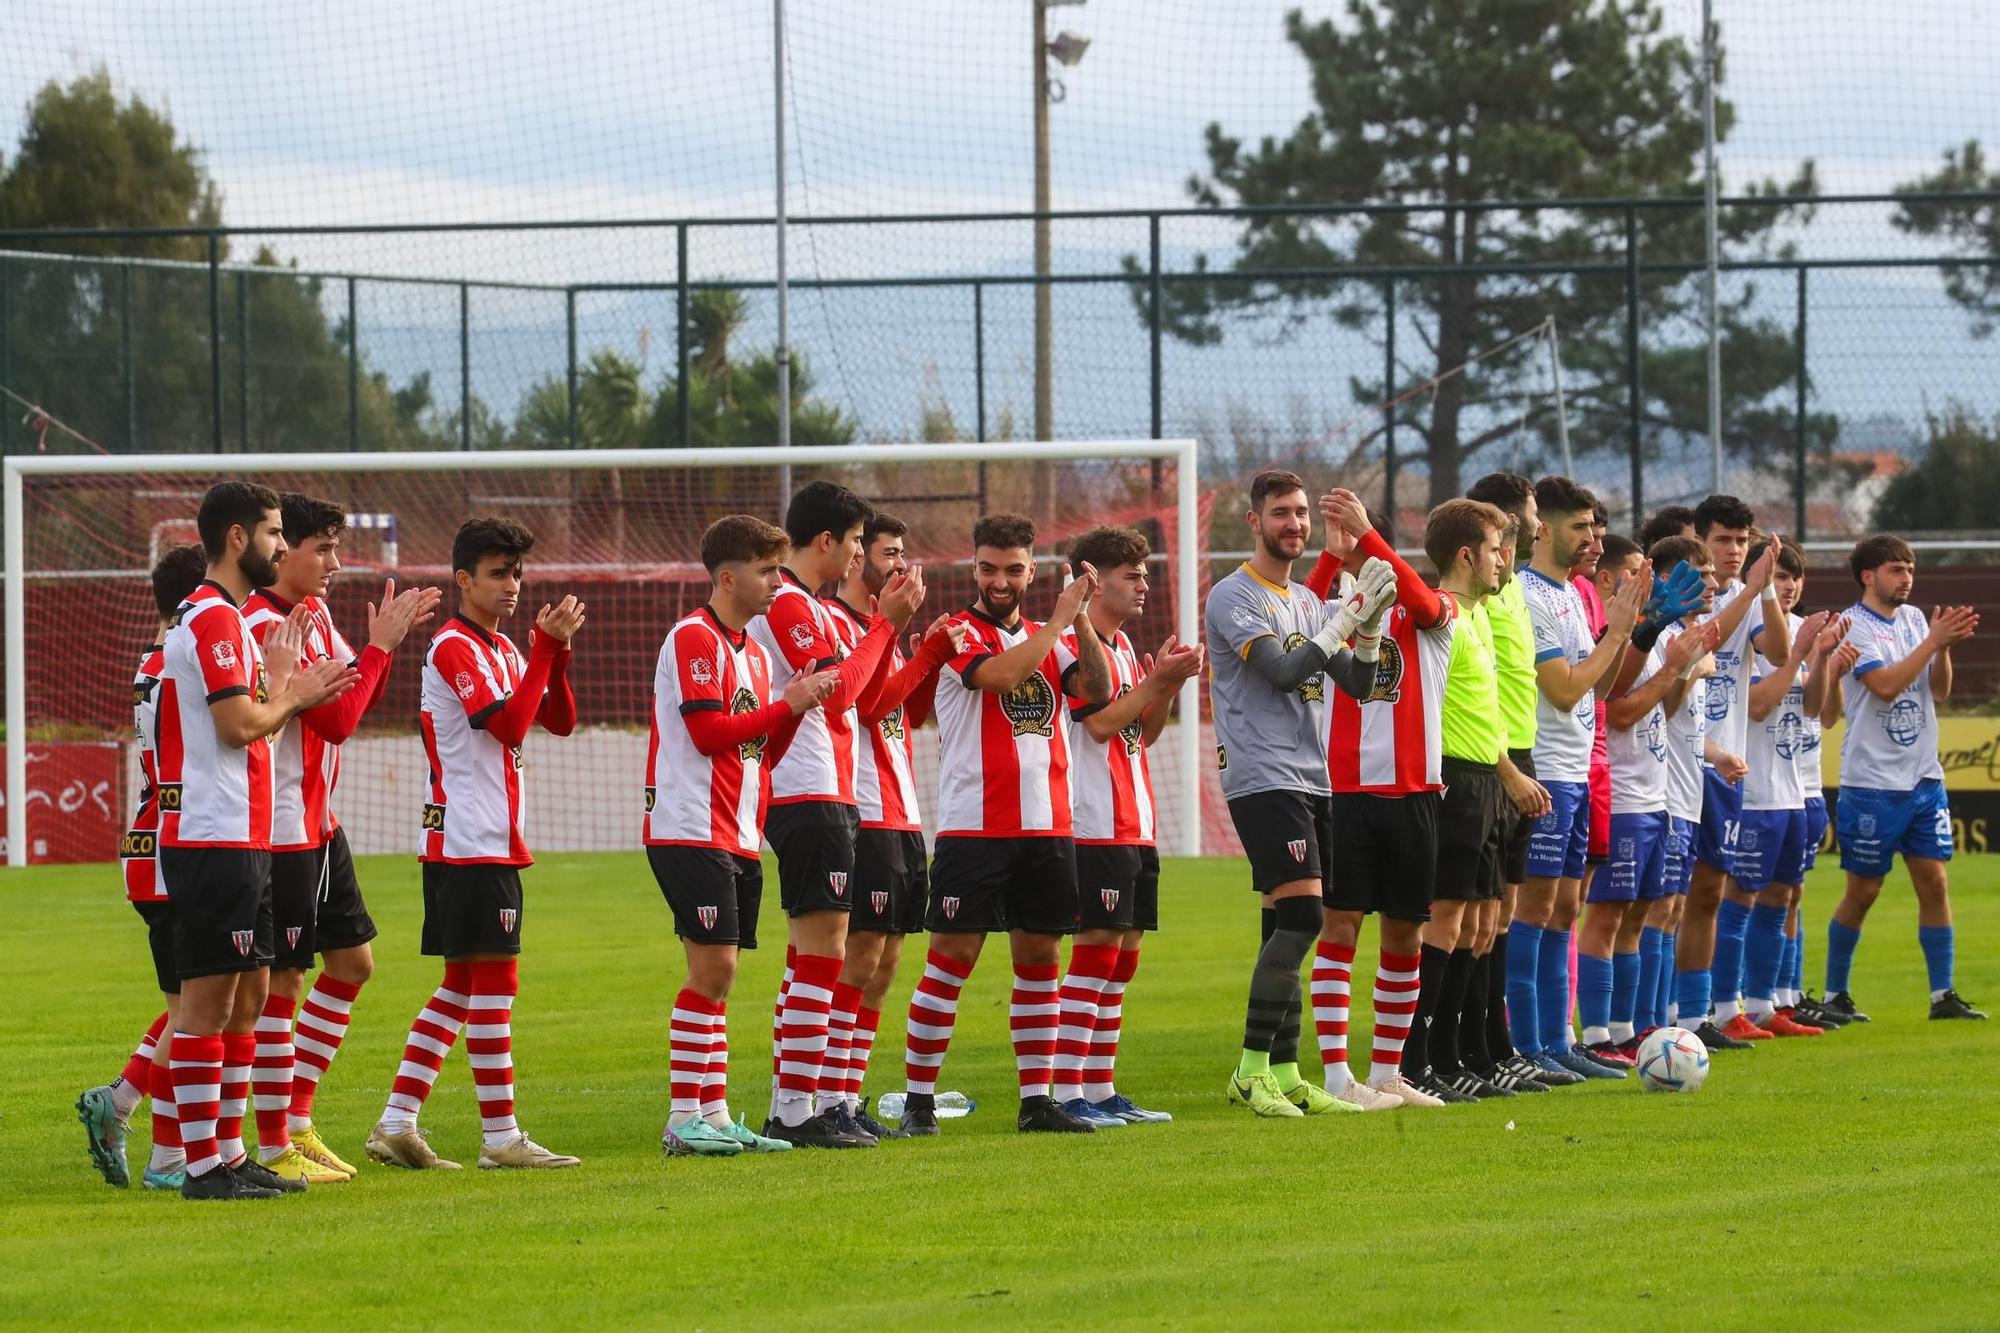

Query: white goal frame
[4,439,1201,867]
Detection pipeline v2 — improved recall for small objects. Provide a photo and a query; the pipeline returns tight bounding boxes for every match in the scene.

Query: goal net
[3,441,1205,867]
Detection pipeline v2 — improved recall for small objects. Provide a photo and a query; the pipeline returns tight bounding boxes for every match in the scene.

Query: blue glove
[1632,559,1706,651]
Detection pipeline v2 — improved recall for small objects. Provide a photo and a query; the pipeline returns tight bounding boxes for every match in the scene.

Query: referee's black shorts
[1435,756,1506,902]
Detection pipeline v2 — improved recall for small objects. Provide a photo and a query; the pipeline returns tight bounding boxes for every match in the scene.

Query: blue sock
[1745,904,1788,1002]
[1918,925,1955,995]
[1505,921,1544,1055]
[1538,927,1573,1054]
[1611,950,1641,1032]
[1779,930,1800,995]
[1637,927,1666,1028]
[1792,926,1808,995]
[1660,932,1679,1023]
[1826,919,1862,994]
[1713,899,1752,1004]
[1577,952,1613,1036]
[1676,967,1712,1027]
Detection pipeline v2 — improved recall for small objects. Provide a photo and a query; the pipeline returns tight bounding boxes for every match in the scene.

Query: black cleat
[1929,989,1988,1021]
[825,1105,879,1147]
[180,1164,282,1201]
[1822,991,1870,1023]
[233,1158,307,1194]
[1490,1056,1554,1092]
[761,1114,869,1149]
[1445,1068,1512,1099]
[1415,1073,1478,1105]
[1016,1093,1095,1134]
[898,1092,940,1137]
[1693,1019,1752,1052]
[1795,995,1849,1027]
[853,1098,909,1141]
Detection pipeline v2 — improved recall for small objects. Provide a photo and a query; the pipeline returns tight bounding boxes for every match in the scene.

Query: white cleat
[477,1132,581,1169]
[1333,1080,1403,1112]
[1368,1074,1445,1108]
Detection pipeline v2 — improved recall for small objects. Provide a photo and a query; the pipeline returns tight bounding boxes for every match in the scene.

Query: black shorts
[269,829,379,970]
[161,845,274,979]
[1323,790,1439,922]
[133,900,180,995]
[765,801,860,917]
[852,827,929,936]
[1436,758,1507,903]
[1076,843,1161,932]
[1227,790,1335,896]
[1503,748,1536,885]
[420,861,524,958]
[648,844,762,948]
[926,835,1078,936]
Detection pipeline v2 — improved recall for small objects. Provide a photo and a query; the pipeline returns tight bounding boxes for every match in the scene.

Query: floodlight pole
[775,0,793,505]
[1702,0,1722,492]
[1033,0,1054,448]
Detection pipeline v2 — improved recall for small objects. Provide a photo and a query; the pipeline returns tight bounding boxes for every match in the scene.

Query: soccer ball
[1636,1026,1710,1093]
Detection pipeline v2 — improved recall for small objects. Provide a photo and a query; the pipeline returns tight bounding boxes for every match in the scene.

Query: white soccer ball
[1636,1025,1710,1093]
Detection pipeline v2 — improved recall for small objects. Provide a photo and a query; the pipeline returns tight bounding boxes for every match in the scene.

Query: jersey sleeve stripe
[205,684,250,704]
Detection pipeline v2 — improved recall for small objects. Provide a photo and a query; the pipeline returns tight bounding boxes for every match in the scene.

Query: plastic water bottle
[874,1091,975,1120]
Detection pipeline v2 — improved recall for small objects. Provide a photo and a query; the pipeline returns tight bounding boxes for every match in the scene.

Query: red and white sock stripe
[776,954,839,1120]
[1083,947,1139,1104]
[1311,941,1355,1086]
[466,960,519,1146]
[670,988,723,1126]
[820,981,864,1115]
[847,1004,881,1110]
[216,1031,254,1167]
[252,994,295,1153]
[385,963,472,1124]
[904,950,973,1096]
[121,1010,169,1091]
[1053,944,1118,1104]
[148,1057,181,1153]
[769,947,795,1115]
[290,973,363,1131]
[1010,963,1062,1101]
[700,1002,731,1125]
[170,1032,224,1177]
[1368,950,1422,1086]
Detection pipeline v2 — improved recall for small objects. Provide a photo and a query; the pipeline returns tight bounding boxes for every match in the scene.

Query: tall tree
[1133,1,1824,508]
[1892,140,2000,338]
[1872,404,2000,534]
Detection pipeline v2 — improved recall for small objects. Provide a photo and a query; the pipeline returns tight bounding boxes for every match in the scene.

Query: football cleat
[853,1099,910,1141]
[1793,995,1849,1027]
[1284,1080,1361,1115]
[1445,1069,1511,1099]
[1822,991,1870,1023]
[233,1157,307,1194]
[1584,1041,1637,1068]
[1412,1073,1477,1105]
[258,1145,346,1185]
[141,1165,187,1192]
[662,1120,744,1157]
[897,1092,941,1137]
[75,1086,131,1188]
[180,1164,280,1201]
[1482,1062,1549,1094]
[1228,1071,1305,1118]
[1692,1019,1752,1051]
[1091,1093,1173,1123]
[1017,1093,1096,1134]
[760,1114,868,1150]
[365,1124,463,1170]
[1526,1053,1588,1086]
[1720,1014,1775,1042]
[1335,1080,1404,1111]
[1929,990,1988,1021]
[1552,1049,1626,1081]
[717,1116,792,1152]
[1059,1097,1128,1128]
[827,1105,881,1147]
[1757,1010,1823,1037]
[1368,1074,1447,1107]
[478,1133,582,1169]
[292,1123,358,1178]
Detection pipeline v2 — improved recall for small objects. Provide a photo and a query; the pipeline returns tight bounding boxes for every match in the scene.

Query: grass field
[3,851,1996,1330]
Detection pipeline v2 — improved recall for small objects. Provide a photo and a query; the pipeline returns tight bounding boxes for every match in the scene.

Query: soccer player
[76,544,210,1191]
[1820,535,1984,1021]
[1462,472,1556,1094]
[748,481,922,1149]
[1051,524,1203,1127]
[1639,505,1698,552]
[1791,635,1860,1029]
[161,482,359,1200]
[366,517,586,1171]
[1205,470,1393,1116]
[822,512,965,1138]
[1676,495,1789,1051]
[241,493,440,1184]
[896,512,1112,1136]
[648,516,839,1157]
[1508,476,1645,1084]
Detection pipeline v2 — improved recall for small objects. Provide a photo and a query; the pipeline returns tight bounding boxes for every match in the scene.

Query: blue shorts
[1733,807,1809,890]
[1592,810,1667,903]
[1662,816,1697,896]
[1525,780,1590,881]
[1695,768,1743,873]
[1802,796,1829,874]
[1837,779,1954,880]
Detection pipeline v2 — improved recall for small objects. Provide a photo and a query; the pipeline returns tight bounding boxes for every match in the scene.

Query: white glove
[1316,556,1397,655]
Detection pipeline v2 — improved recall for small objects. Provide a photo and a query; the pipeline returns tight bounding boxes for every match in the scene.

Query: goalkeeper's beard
[239,546,282,590]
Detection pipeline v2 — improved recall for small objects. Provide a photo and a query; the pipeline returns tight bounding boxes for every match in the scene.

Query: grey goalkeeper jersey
[1205,564,1335,798]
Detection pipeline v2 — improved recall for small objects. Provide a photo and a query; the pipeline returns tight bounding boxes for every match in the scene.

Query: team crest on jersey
[643,787,656,813]
[828,871,848,899]
[1114,683,1143,754]
[689,656,714,686]
[1000,671,1057,738]
[1774,711,1804,759]
[1738,827,1760,853]
[1286,838,1308,863]
[1884,698,1924,748]
[231,929,254,957]
[454,670,475,700]
[1363,637,1405,704]
[789,623,816,651]
[871,890,889,915]
[1616,837,1635,864]
[1280,634,1325,702]
[1232,606,1262,631]
[731,687,767,762]
[879,706,906,742]
[942,896,961,920]
[211,640,239,671]
[1643,713,1667,762]
[286,926,302,950]
[498,908,518,934]
[697,905,718,931]
[1215,744,1228,771]
[254,663,270,705]
[1101,888,1121,913]
[132,677,158,708]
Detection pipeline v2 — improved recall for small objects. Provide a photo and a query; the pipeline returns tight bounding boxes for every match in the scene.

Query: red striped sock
[820,981,864,1115]
[1084,947,1140,1103]
[467,959,519,1149]
[252,994,295,1154]
[384,962,473,1128]
[776,954,839,1127]
[120,1010,169,1091]
[847,1004,881,1110]
[1010,962,1062,1100]
[904,949,973,1095]
[700,1002,730,1126]
[1311,941,1355,1090]
[216,1031,254,1167]
[148,1059,181,1154]
[170,1032,224,1177]
[669,988,722,1130]
[769,946,795,1116]
[1054,944,1118,1104]
[290,974,363,1131]
[1368,950,1422,1086]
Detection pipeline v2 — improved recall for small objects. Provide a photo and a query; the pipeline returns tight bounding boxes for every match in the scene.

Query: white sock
[110,1079,144,1118]
[148,1144,186,1173]
[775,1089,813,1129]
[667,1109,699,1131]
[1714,997,1741,1023]
[1322,1063,1354,1094]
[703,1109,733,1131]
[1581,1025,1612,1046]
[377,1112,417,1136]
[1746,996,1775,1021]
[1667,1002,1679,1025]
[1610,1021,1635,1043]
[1932,988,1951,1003]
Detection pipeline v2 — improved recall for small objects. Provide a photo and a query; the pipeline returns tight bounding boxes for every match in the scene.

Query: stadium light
[1047,31,1090,67]
[1033,0,1087,503]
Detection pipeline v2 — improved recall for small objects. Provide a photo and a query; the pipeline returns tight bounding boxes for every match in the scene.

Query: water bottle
[874,1091,976,1119]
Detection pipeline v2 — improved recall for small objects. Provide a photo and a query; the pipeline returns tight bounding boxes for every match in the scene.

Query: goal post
[4,439,1203,868]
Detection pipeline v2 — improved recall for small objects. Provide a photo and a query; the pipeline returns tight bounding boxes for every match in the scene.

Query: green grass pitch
[3,851,1996,1329]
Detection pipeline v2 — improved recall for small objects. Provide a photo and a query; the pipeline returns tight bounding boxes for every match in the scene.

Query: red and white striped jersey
[824,598,922,832]
[420,615,532,865]
[243,590,359,851]
[645,608,780,854]
[1327,599,1460,794]
[748,571,861,806]
[124,644,167,901]
[1061,626,1155,846]
[933,607,1078,837]
[158,582,274,849]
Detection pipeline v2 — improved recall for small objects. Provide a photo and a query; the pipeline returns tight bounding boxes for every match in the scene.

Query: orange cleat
[1759,1010,1824,1037]
[1720,1013,1775,1041]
